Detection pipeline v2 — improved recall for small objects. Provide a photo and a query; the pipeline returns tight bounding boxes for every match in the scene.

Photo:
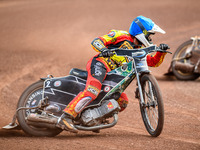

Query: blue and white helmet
[129,16,166,47]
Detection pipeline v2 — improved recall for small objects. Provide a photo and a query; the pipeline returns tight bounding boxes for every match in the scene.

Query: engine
[80,99,120,126]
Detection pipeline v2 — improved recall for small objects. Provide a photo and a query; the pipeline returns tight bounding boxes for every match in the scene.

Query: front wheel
[139,74,164,137]
[17,80,62,137]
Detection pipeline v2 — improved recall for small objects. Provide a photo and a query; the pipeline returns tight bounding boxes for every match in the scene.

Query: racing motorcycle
[167,36,200,80]
[3,45,171,137]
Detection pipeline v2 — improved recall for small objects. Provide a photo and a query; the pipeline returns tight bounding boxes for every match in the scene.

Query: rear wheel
[172,40,200,80]
[17,80,62,137]
[139,74,164,137]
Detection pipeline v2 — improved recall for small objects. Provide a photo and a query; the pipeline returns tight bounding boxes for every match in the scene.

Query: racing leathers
[63,29,167,118]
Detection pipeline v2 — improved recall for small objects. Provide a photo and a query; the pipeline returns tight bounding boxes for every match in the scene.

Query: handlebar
[98,45,172,58]
[155,49,172,54]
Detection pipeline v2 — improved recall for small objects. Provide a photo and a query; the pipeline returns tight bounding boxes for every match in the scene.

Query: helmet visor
[149,24,166,34]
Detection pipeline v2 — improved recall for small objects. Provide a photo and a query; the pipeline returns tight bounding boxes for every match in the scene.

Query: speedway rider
[57,16,170,133]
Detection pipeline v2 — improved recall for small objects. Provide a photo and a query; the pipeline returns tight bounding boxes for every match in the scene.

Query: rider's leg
[117,92,128,112]
[63,78,102,118]
[57,56,110,132]
[57,78,102,133]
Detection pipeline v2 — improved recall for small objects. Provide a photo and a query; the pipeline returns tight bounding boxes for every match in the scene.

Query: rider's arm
[91,30,117,52]
[147,52,167,67]
[91,30,132,52]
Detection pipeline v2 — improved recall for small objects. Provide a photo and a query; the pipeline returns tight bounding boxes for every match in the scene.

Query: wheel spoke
[147,107,158,130]
[148,81,155,102]
[152,107,158,119]
[142,80,159,131]
[150,108,158,126]
[145,91,151,100]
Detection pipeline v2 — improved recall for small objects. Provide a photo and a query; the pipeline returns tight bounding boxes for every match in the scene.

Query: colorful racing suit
[63,30,166,118]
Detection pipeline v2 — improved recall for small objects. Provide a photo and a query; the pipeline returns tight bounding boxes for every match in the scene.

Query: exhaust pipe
[174,62,195,73]
[74,113,118,131]
[27,113,119,131]
[26,113,58,129]
[26,120,57,129]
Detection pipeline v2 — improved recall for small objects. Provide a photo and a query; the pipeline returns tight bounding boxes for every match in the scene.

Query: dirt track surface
[0,0,200,149]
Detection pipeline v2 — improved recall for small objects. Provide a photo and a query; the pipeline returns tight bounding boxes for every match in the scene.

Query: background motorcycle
[3,46,171,137]
[167,36,200,80]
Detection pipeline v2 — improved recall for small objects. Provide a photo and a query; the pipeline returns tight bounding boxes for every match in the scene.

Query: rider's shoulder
[109,29,129,34]
[107,30,129,38]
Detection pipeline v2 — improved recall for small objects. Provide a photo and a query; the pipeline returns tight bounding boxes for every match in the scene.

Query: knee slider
[75,96,92,113]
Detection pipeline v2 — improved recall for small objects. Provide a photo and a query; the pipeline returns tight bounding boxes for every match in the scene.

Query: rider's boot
[57,112,78,133]
[117,92,128,112]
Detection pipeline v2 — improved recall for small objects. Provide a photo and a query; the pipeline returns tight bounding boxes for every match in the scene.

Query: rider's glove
[99,50,114,57]
[159,43,170,51]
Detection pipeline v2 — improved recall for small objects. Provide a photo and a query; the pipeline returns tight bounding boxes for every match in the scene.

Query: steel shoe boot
[57,113,78,133]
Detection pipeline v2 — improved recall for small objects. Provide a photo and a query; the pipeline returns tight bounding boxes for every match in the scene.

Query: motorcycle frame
[105,45,170,106]
[100,51,152,107]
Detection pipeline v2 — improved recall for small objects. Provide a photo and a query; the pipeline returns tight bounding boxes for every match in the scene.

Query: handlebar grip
[157,49,172,54]
[165,50,172,54]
